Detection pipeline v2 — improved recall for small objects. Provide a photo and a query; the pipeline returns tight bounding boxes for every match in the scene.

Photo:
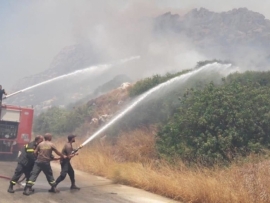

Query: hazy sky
[1,0,270,90]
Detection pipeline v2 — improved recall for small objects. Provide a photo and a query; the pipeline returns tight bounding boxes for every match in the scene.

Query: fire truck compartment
[0,121,19,153]
[0,105,33,156]
[0,121,19,139]
[0,108,20,154]
[0,108,20,122]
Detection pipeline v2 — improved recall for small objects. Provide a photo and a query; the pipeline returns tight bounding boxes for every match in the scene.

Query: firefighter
[0,85,7,106]
[23,133,66,196]
[7,135,44,193]
[53,135,80,190]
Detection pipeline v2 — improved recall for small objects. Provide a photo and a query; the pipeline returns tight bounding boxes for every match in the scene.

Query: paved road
[0,161,179,203]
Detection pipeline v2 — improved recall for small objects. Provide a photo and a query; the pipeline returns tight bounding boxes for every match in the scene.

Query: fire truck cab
[0,104,33,159]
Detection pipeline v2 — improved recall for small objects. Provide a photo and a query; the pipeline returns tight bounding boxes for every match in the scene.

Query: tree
[157,76,270,164]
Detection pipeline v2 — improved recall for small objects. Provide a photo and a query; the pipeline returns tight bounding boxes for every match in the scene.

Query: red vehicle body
[0,104,33,158]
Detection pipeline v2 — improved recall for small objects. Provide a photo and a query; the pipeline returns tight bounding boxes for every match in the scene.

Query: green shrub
[157,73,270,164]
[128,70,190,97]
[34,105,93,134]
[33,107,68,134]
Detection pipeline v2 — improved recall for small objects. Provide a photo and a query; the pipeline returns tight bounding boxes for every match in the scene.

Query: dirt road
[0,161,179,203]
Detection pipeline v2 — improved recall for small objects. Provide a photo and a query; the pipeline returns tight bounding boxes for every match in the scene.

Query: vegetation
[34,105,93,134]
[128,70,190,97]
[157,71,270,164]
[195,59,232,69]
[38,67,270,203]
[37,69,270,164]
[68,130,270,203]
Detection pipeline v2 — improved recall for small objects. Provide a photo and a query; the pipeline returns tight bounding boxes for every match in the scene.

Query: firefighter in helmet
[8,135,44,193]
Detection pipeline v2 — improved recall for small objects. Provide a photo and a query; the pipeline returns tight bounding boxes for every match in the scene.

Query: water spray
[73,62,237,153]
[5,56,140,99]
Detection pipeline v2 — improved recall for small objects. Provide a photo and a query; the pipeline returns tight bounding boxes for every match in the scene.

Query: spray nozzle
[71,144,84,155]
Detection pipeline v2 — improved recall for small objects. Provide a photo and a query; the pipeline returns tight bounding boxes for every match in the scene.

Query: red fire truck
[0,104,33,159]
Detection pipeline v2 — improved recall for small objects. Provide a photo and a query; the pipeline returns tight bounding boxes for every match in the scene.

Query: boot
[48,186,60,193]
[70,183,80,190]
[23,186,32,196]
[24,187,35,193]
[7,184,15,193]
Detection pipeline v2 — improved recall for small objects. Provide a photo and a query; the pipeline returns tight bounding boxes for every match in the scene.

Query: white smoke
[0,0,206,89]
[1,0,269,90]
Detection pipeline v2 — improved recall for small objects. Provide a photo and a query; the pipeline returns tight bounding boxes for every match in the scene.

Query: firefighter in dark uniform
[7,135,44,193]
[0,85,7,106]
[53,135,80,190]
[0,85,7,116]
[23,133,66,196]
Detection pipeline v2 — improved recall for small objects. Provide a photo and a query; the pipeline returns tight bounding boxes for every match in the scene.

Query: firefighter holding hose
[23,133,66,196]
[0,85,7,106]
[53,135,80,190]
[7,135,44,193]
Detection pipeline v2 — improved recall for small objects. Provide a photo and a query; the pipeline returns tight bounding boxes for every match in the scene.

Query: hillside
[33,81,132,135]
[37,66,270,203]
[8,72,132,115]
[155,8,270,65]
[6,44,133,114]
[7,7,270,114]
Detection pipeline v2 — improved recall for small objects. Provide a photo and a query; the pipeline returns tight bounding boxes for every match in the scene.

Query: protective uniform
[0,87,7,103]
[0,87,7,115]
[23,140,59,195]
[8,141,37,193]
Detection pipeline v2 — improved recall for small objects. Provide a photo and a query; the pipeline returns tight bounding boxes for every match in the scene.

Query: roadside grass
[54,128,270,203]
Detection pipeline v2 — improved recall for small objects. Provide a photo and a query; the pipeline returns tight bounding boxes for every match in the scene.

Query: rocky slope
[7,7,270,112]
[7,44,132,113]
[12,44,100,90]
[155,8,270,65]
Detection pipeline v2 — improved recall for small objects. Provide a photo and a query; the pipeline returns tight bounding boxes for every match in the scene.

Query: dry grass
[53,128,270,203]
[51,84,270,202]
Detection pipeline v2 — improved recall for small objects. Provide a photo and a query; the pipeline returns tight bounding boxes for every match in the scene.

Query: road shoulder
[51,162,180,203]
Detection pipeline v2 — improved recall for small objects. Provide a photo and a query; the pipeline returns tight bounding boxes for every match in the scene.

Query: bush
[195,59,232,69]
[157,72,270,164]
[34,104,93,134]
[33,107,68,134]
[128,70,190,97]
[108,68,227,135]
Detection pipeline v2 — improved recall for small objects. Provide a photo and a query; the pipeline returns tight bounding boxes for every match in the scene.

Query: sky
[1,0,270,90]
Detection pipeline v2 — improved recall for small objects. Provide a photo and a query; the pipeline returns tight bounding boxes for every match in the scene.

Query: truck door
[0,108,20,154]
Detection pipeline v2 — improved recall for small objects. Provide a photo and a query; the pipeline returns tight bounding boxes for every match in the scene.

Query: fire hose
[0,175,26,185]
[0,145,83,184]
[71,145,83,155]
